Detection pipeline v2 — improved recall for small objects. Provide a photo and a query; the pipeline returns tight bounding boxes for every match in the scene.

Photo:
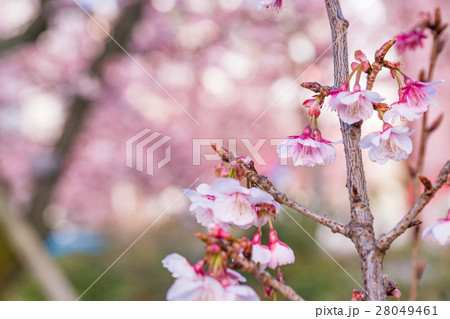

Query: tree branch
[324,0,386,300]
[196,234,305,301]
[226,245,304,301]
[378,161,450,251]
[212,143,349,236]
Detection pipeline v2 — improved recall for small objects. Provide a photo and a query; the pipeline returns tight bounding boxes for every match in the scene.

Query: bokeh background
[0,0,449,300]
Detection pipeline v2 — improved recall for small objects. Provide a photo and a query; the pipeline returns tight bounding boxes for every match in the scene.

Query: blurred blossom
[219,0,244,11]
[0,0,37,39]
[151,0,176,13]
[288,34,315,64]
[270,77,300,108]
[177,20,219,51]
[187,0,216,13]
[158,62,195,88]
[201,67,235,97]
[86,15,111,42]
[20,90,64,144]
[220,51,253,79]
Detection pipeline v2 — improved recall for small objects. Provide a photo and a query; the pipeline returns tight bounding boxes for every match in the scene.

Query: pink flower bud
[206,243,221,254]
[393,289,402,300]
[354,50,370,72]
[267,229,295,269]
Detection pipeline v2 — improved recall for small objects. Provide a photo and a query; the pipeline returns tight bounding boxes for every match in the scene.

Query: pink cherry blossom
[256,0,282,12]
[303,98,321,117]
[277,126,336,167]
[398,77,442,112]
[162,253,225,300]
[211,178,277,229]
[184,184,226,228]
[267,229,295,269]
[162,253,259,301]
[331,83,384,124]
[251,230,272,267]
[395,29,427,54]
[422,210,450,245]
[359,123,414,164]
[384,100,422,123]
[352,50,370,72]
[323,82,348,109]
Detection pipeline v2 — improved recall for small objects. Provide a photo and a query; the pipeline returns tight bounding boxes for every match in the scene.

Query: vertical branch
[409,10,446,300]
[324,0,386,300]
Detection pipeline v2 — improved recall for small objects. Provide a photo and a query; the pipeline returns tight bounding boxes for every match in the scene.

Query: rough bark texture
[324,0,386,300]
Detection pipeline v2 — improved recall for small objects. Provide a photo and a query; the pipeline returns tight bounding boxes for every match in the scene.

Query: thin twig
[378,161,450,251]
[226,245,304,301]
[198,235,304,301]
[212,143,349,236]
[409,10,446,299]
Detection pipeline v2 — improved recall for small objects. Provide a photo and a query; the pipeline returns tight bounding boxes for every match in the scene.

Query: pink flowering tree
[163,1,449,301]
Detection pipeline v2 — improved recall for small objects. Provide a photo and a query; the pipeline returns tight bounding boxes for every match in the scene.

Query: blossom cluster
[163,159,295,300]
[277,48,442,167]
[162,226,260,301]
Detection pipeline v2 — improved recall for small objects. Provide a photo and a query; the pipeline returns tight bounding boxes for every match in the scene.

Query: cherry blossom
[162,253,224,300]
[251,230,272,267]
[267,228,295,269]
[162,253,259,301]
[303,98,321,117]
[359,123,414,164]
[395,29,427,54]
[256,0,282,12]
[422,210,450,245]
[186,178,278,229]
[211,178,277,229]
[384,100,422,123]
[399,77,442,112]
[331,83,384,124]
[351,50,370,72]
[277,126,336,167]
[384,78,442,123]
[184,184,226,228]
[324,82,348,109]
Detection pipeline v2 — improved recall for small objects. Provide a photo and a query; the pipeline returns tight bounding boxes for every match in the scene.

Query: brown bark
[324,0,386,300]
